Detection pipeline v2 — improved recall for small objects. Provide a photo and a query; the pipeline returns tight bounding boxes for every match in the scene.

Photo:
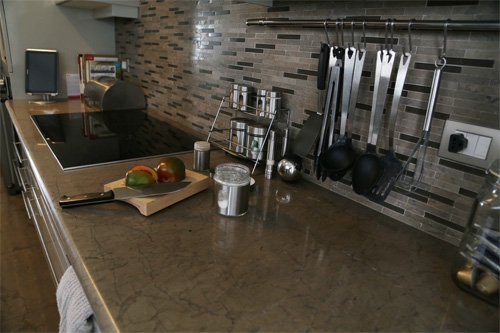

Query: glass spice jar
[451,159,500,306]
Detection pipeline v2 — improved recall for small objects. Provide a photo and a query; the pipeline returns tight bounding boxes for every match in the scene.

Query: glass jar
[452,159,500,306]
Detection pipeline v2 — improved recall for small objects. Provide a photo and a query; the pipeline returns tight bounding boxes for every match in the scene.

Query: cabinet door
[56,0,139,19]
[14,128,70,284]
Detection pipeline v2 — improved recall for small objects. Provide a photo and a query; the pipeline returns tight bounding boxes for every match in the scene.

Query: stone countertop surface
[7,100,499,332]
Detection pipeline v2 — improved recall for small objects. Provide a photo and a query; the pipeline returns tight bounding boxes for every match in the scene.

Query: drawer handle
[15,165,30,191]
[21,190,35,219]
[11,158,23,186]
[12,140,23,164]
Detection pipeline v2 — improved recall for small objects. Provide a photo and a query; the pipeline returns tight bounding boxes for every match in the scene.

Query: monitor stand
[29,94,56,105]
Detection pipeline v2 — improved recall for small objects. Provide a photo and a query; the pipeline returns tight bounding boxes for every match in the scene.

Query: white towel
[56,265,97,333]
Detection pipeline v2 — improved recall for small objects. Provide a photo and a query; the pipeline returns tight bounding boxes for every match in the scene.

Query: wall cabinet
[56,0,139,19]
[58,0,271,16]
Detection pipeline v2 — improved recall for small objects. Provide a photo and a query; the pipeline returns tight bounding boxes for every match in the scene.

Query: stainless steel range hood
[84,76,146,111]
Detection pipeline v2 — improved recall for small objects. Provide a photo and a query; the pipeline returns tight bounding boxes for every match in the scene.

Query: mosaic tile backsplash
[115,0,499,245]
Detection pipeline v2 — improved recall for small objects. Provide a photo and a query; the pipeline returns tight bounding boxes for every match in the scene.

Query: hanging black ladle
[352,21,395,194]
[321,20,366,180]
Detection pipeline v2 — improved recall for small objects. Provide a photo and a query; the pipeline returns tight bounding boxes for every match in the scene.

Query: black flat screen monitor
[25,49,58,104]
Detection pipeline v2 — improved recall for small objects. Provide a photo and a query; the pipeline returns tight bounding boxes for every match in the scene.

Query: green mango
[125,169,156,186]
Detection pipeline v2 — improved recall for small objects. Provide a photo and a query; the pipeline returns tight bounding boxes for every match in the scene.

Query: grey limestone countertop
[6,100,499,332]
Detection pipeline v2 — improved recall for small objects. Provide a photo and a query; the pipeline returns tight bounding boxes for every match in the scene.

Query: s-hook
[390,18,395,50]
[335,19,340,46]
[323,19,331,46]
[360,20,367,51]
[436,19,450,68]
[340,19,345,47]
[384,19,390,50]
[404,19,415,55]
[383,19,396,53]
[350,19,355,47]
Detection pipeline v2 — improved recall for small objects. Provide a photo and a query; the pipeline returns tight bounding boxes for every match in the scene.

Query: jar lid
[487,159,500,182]
[230,117,250,129]
[266,91,281,98]
[247,124,267,135]
[194,141,210,151]
[214,163,250,186]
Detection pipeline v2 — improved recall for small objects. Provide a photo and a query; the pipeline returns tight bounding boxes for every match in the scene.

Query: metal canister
[229,83,239,109]
[238,85,251,111]
[255,89,267,117]
[193,141,210,171]
[213,163,250,217]
[246,124,267,161]
[266,91,281,119]
[229,118,249,153]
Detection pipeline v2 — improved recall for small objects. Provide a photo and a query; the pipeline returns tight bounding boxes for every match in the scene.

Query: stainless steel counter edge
[6,100,122,332]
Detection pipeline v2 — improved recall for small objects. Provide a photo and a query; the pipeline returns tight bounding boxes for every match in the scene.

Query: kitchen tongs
[314,46,344,180]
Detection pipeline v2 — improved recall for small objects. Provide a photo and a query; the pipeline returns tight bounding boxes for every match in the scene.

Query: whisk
[398,56,446,191]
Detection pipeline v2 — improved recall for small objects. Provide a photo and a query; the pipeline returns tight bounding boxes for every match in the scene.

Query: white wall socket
[438,120,500,170]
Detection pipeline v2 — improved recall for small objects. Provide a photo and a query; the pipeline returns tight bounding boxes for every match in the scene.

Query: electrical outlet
[439,120,500,169]
[448,133,468,153]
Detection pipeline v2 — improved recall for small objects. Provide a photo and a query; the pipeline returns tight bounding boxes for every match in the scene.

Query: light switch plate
[439,120,500,169]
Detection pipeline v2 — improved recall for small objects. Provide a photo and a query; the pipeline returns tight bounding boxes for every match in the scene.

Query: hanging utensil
[314,21,344,180]
[315,46,343,180]
[326,47,344,149]
[367,56,411,201]
[398,57,446,190]
[321,21,363,180]
[324,24,368,181]
[321,47,344,182]
[292,41,330,157]
[352,21,395,194]
[367,21,413,202]
[318,22,331,91]
[397,21,448,191]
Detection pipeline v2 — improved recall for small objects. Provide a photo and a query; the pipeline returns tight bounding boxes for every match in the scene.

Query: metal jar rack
[207,96,290,174]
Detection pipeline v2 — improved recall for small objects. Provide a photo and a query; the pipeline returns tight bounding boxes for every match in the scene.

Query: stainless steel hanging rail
[246,18,500,32]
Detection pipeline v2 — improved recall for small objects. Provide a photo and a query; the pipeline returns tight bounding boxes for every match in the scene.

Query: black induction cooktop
[31,110,200,170]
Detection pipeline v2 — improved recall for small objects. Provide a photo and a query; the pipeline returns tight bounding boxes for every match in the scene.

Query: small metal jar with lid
[229,118,249,153]
[451,159,500,306]
[246,124,267,161]
[265,91,281,119]
[255,89,267,117]
[238,85,251,112]
[193,141,210,171]
[229,83,239,109]
[213,163,250,217]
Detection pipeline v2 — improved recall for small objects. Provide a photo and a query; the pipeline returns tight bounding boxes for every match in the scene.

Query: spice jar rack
[207,96,289,174]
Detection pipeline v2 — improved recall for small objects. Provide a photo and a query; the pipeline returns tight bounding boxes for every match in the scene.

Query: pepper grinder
[265,130,276,179]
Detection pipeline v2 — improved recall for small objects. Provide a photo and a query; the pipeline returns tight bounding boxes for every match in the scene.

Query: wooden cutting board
[104,169,210,216]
